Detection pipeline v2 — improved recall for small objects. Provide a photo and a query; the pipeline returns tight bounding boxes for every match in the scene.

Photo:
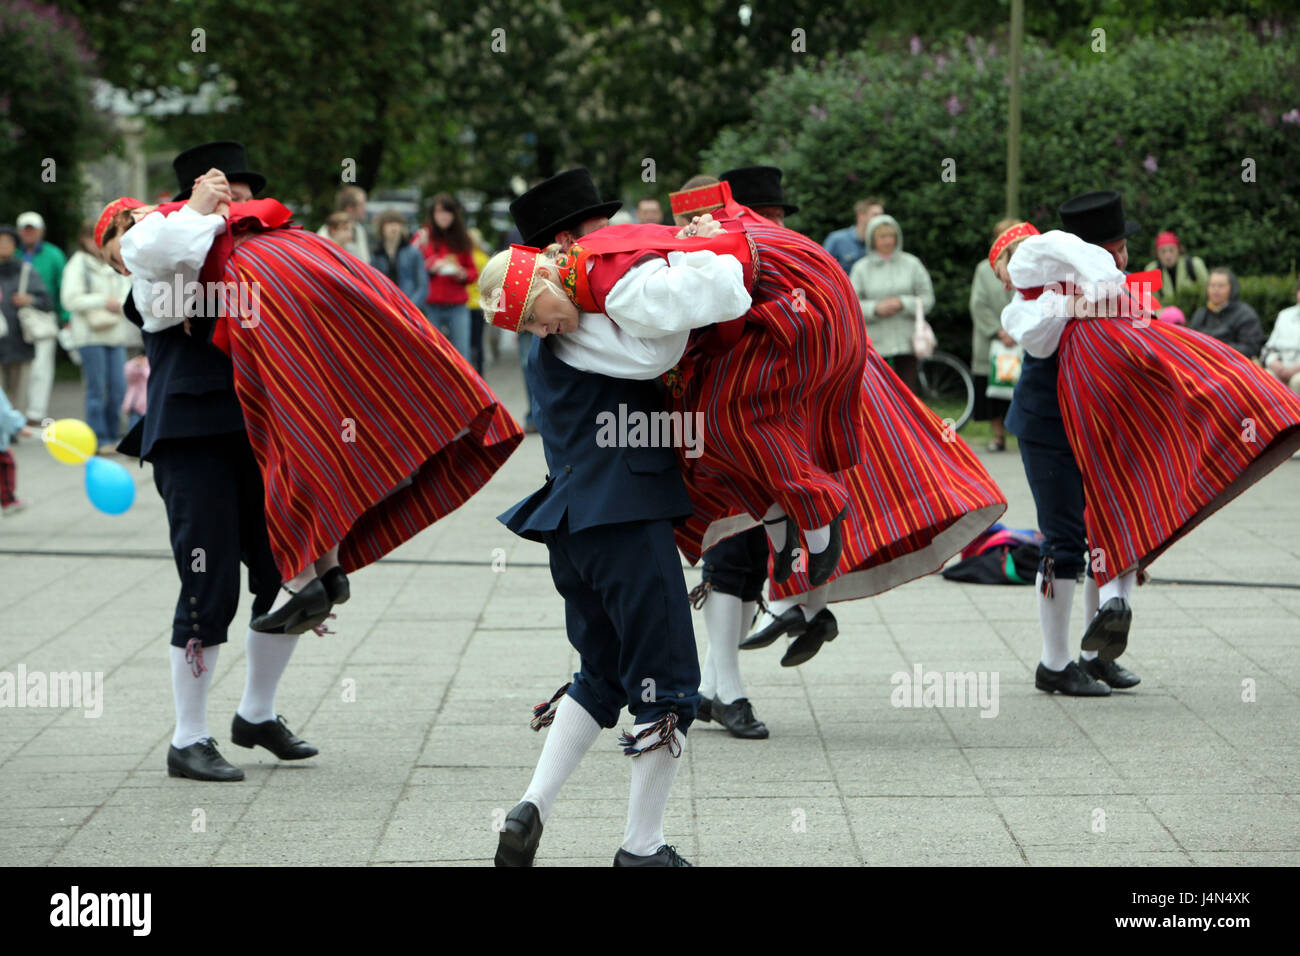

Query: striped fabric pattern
[217,228,523,580]
[768,350,1007,602]
[672,221,869,556]
[1058,318,1300,584]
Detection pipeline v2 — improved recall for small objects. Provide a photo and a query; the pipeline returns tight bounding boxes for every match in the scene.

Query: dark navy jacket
[116,298,246,462]
[1005,353,1070,449]
[499,333,693,541]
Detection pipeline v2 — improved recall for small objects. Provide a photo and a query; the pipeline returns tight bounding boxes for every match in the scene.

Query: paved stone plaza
[2,353,1298,867]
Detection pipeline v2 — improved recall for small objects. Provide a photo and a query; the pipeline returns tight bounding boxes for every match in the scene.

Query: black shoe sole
[1034,676,1111,696]
[166,764,245,782]
[229,734,318,760]
[251,606,331,636]
[1081,600,1132,661]
[780,619,838,667]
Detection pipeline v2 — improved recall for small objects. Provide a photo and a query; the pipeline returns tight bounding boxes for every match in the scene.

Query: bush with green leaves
[702,21,1300,363]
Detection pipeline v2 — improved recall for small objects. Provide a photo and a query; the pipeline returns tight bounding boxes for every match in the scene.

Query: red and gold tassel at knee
[618,712,682,758]
[530,681,572,731]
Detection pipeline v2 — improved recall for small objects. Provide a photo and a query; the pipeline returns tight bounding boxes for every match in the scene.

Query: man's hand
[187,169,233,216]
[105,297,121,313]
[11,292,31,307]
[996,329,1017,347]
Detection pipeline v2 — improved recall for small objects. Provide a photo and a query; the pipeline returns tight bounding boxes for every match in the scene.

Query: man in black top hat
[1004,189,1142,697]
[117,142,322,783]
[509,167,622,250]
[171,140,267,202]
[720,165,800,228]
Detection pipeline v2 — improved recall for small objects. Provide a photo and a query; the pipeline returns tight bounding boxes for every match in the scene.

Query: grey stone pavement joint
[2,349,1298,866]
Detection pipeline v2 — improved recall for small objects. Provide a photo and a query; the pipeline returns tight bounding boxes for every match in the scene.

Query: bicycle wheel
[916,350,975,432]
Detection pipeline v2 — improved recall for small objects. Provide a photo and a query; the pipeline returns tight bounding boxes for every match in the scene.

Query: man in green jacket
[16,211,67,423]
[969,218,1017,451]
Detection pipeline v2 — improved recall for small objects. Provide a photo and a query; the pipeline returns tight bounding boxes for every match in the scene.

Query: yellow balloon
[44,418,97,465]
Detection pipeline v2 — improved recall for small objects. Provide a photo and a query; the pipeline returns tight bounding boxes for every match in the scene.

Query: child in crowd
[0,384,33,515]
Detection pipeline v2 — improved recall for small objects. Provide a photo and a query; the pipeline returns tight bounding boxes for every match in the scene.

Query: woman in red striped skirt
[1003,221,1300,664]
[664,184,1005,625]
[99,192,523,632]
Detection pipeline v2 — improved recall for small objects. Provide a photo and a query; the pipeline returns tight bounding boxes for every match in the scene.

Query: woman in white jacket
[62,222,133,451]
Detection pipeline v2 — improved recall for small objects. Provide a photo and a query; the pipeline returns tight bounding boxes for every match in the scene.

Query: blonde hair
[993,217,1019,239]
[479,245,566,328]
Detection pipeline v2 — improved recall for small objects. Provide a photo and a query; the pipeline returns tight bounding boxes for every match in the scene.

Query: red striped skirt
[1058,318,1300,584]
[671,222,869,557]
[214,228,523,580]
[767,350,1007,601]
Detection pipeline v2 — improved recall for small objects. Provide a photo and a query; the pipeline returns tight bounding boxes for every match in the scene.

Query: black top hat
[509,168,622,249]
[720,165,799,215]
[172,140,267,201]
[1058,190,1140,246]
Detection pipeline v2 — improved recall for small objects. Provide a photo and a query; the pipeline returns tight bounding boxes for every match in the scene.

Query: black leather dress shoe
[711,697,769,739]
[807,506,848,586]
[781,609,838,667]
[231,713,318,760]
[1034,661,1111,696]
[167,738,244,781]
[1081,596,1132,661]
[321,567,350,605]
[613,844,692,867]
[696,698,713,722]
[766,516,798,584]
[250,578,332,635]
[495,801,543,867]
[740,605,806,650]
[1080,655,1141,689]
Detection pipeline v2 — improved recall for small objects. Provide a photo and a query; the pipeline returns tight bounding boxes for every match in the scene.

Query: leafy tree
[0,0,106,247]
[702,21,1300,356]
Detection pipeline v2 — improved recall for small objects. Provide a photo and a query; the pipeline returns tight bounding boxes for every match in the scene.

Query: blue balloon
[85,457,136,515]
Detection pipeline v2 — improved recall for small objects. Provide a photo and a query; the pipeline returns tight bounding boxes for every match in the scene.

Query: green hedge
[701,20,1300,364]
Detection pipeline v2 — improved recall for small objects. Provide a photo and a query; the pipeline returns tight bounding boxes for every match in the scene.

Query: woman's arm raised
[603,250,752,340]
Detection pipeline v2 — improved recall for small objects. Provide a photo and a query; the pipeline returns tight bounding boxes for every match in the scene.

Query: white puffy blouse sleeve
[1001,230,1127,359]
[122,205,227,333]
[550,313,688,380]
[603,249,752,339]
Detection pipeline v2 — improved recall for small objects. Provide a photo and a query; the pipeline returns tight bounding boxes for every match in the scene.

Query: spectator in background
[323,212,354,248]
[970,217,1018,451]
[16,211,66,424]
[824,197,884,275]
[1188,267,1264,358]
[316,185,369,261]
[1262,277,1300,395]
[636,197,664,224]
[0,383,33,515]
[1144,230,1208,295]
[849,213,935,394]
[414,193,477,361]
[0,224,51,421]
[371,211,428,307]
[62,222,133,453]
[465,228,491,373]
